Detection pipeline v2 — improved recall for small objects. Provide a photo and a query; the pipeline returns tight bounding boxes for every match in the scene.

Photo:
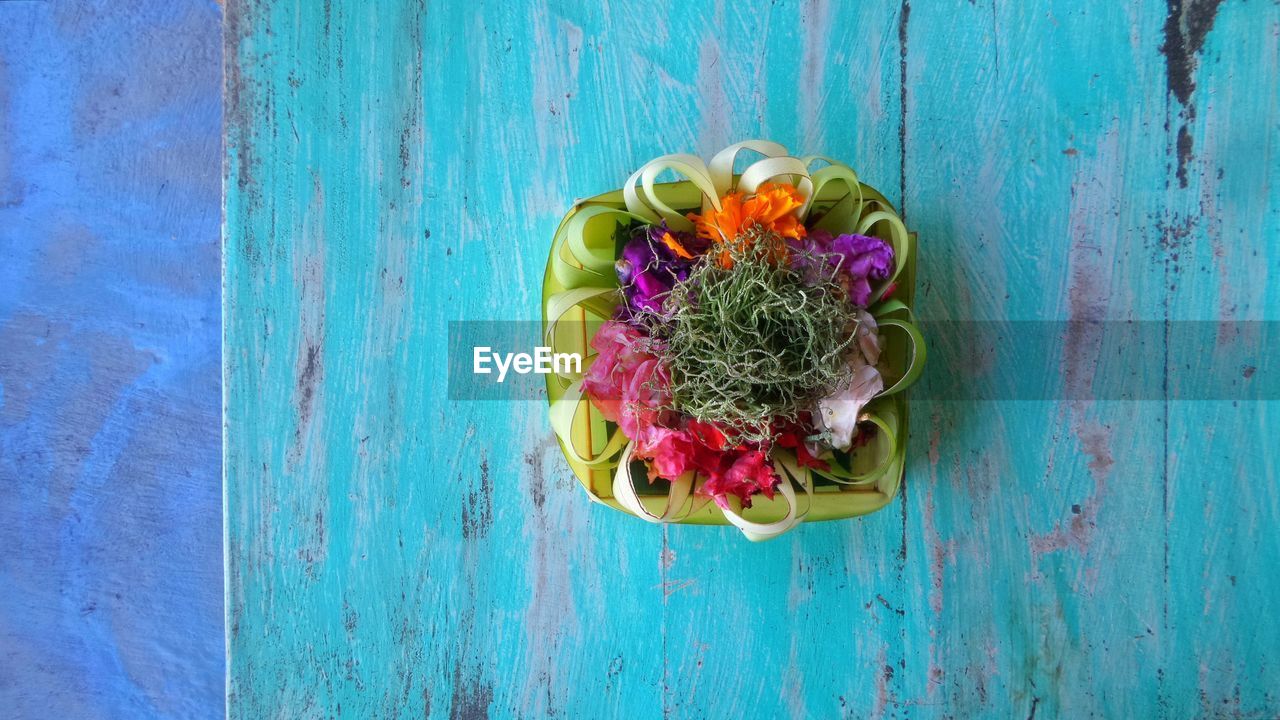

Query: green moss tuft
[647,229,860,443]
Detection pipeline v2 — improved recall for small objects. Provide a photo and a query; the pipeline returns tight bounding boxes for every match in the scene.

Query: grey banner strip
[448,321,1277,401]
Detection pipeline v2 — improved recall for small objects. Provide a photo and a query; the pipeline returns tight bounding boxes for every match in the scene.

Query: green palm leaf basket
[542,141,925,540]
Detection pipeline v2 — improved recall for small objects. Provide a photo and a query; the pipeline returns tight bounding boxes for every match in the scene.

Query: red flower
[687,419,728,450]
[700,450,780,509]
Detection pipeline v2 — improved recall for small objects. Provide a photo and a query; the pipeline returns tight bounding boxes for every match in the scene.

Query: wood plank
[903,1,1280,716]
[654,4,913,718]
[225,2,672,716]
[1164,1,1280,715]
[902,2,1175,716]
[226,0,1280,717]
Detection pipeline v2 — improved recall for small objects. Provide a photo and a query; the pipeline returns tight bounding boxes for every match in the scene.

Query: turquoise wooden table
[225,1,1280,717]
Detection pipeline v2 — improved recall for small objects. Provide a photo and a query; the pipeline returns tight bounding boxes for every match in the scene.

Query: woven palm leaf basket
[543,141,925,541]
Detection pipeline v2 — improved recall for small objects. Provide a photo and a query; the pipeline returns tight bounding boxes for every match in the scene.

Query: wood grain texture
[0,1,224,718]
[224,1,1280,718]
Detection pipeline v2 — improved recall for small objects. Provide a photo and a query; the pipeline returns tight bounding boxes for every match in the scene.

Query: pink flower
[584,321,711,481]
[582,321,660,422]
[582,321,785,507]
[634,426,698,480]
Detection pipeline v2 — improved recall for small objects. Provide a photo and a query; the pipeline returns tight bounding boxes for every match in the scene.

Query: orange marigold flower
[687,183,807,267]
[660,231,694,259]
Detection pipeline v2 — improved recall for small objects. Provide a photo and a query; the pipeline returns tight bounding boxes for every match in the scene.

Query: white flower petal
[814,364,884,451]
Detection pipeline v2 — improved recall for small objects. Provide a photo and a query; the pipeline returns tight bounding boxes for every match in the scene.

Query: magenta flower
[789,229,894,307]
[615,223,707,316]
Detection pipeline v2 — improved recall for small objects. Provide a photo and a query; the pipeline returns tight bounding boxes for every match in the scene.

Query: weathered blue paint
[225,1,1280,718]
[0,1,224,718]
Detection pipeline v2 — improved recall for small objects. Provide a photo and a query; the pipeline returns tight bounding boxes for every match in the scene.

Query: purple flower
[616,223,706,317]
[789,229,894,307]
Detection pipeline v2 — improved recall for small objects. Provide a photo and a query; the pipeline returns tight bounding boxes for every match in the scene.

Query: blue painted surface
[0,2,224,718]
[214,0,1277,718]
